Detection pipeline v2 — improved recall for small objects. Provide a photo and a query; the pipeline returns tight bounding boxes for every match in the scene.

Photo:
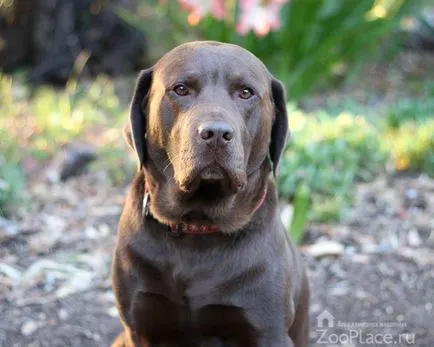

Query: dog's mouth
[200,163,225,181]
[177,161,246,195]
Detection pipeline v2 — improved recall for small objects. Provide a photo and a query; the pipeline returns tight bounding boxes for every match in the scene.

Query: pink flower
[237,0,288,37]
[178,0,227,26]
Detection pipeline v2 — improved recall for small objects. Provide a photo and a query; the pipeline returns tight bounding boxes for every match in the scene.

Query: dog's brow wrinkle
[228,73,250,87]
[227,71,242,81]
[211,70,219,84]
[164,71,202,87]
[179,72,201,82]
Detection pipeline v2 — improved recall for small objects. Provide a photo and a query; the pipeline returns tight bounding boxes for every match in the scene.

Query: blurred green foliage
[0,76,25,216]
[30,77,124,159]
[280,80,433,235]
[385,118,434,177]
[280,108,389,223]
[0,74,125,159]
[0,157,25,216]
[289,182,311,244]
[386,81,434,128]
[0,74,132,214]
[383,80,434,177]
[91,144,136,186]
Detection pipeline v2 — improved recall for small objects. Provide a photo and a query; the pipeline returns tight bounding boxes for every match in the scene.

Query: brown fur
[112,41,309,347]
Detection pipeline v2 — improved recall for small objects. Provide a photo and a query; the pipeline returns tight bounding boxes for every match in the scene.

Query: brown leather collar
[142,185,267,237]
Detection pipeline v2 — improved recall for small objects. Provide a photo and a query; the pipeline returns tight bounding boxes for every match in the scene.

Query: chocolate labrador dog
[112,41,309,347]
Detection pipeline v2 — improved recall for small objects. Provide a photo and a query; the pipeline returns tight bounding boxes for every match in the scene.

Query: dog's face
[127,41,288,228]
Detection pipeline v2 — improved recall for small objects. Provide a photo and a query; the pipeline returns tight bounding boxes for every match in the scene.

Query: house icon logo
[317,310,335,328]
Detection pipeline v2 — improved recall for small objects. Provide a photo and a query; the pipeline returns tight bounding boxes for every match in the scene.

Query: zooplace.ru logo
[315,310,416,345]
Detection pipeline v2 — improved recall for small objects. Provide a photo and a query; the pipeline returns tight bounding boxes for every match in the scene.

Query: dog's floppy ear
[269,78,289,176]
[125,68,153,169]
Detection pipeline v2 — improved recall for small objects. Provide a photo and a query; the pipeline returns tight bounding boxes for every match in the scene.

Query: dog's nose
[198,121,234,145]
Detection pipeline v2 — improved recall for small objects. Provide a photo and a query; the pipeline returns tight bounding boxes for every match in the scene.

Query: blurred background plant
[1,0,433,241]
[386,80,434,128]
[0,73,131,214]
[279,108,389,223]
[124,0,425,101]
[0,75,25,216]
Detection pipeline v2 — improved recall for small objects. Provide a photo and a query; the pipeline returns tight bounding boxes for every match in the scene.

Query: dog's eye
[173,84,189,96]
[239,87,254,99]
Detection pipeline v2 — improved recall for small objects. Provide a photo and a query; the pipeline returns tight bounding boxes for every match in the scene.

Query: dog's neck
[138,157,273,234]
[141,182,267,236]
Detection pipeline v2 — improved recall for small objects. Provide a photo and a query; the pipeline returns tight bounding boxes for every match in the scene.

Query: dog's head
[125,41,288,229]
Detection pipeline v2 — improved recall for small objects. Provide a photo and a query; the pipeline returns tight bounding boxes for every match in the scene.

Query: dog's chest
[152,237,239,298]
[129,237,263,344]
[136,229,271,303]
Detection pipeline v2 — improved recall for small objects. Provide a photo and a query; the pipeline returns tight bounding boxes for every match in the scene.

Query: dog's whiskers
[162,160,172,174]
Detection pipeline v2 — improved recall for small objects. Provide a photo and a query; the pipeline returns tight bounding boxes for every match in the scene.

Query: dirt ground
[305,174,434,346]
[0,163,433,346]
